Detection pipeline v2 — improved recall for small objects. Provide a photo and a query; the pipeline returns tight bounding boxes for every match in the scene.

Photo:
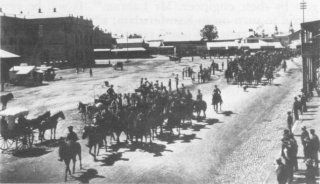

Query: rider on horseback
[59,126,79,161]
[107,85,116,99]
[196,89,203,101]
[213,85,221,95]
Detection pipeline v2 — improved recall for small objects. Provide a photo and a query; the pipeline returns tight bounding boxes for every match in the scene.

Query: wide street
[0,56,303,183]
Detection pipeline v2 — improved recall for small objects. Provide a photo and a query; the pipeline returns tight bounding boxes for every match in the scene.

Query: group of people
[276,92,319,184]
[225,50,296,85]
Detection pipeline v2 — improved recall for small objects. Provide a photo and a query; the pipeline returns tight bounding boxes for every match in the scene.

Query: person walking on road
[168,79,172,92]
[309,129,319,167]
[301,126,310,159]
[287,111,293,134]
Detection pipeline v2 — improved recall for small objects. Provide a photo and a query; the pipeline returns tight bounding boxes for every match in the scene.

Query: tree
[128,34,142,38]
[200,25,218,41]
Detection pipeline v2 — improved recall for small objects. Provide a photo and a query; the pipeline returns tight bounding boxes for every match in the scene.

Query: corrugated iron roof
[10,66,36,75]
[0,49,20,59]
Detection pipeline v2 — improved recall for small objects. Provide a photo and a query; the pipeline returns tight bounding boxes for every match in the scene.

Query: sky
[1,0,320,39]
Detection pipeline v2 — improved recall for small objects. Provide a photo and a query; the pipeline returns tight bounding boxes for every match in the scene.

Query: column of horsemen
[78,49,296,148]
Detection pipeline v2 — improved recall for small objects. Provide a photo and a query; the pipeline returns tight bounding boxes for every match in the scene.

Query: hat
[287,111,291,114]
[68,126,73,130]
[302,126,307,130]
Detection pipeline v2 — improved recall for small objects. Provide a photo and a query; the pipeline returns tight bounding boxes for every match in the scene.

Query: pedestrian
[175,74,179,90]
[168,79,172,92]
[182,69,184,80]
[305,137,313,160]
[140,78,144,87]
[305,159,316,184]
[292,97,300,120]
[200,64,203,72]
[309,129,319,167]
[298,95,303,115]
[301,126,310,159]
[89,68,93,77]
[301,93,307,112]
[222,62,224,71]
[287,111,293,133]
[276,158,288,184]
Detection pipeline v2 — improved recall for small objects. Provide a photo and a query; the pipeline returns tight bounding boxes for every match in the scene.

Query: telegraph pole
[300,0,307,23]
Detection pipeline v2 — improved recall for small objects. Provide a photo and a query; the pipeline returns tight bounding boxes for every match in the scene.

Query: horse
[82,125,104,161]
[18,111,51,131]
[212,92,223,112]
[1,93,14,110]
[39,111,65,141]
[193,100,207,118]
[58,139,82,181]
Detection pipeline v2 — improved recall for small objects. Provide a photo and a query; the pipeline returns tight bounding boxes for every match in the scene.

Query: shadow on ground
[109,141,173,157]
[98,152,129,166]
[74,168,105,183]
[12,147,51,158]
[34,139,61,147]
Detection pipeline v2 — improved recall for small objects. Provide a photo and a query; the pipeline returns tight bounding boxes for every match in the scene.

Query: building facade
[301,20,320,95]
[1,14,94,68]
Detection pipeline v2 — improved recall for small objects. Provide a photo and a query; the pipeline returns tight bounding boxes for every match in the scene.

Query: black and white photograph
[0,0,320,183]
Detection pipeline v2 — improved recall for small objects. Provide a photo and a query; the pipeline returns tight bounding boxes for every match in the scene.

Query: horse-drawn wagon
[169,55,182,62]
[113,62,124,70]
[0,107,34,151]
[36,65,56,81]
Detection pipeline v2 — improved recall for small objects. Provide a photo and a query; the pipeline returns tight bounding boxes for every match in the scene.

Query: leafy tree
[200,25,218,41]
[128,34,142,38]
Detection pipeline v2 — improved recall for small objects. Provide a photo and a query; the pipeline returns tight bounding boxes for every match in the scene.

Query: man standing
[89,68,93,77]
[175,74,179,90]
[292,97,300,120]
[301,126,310,159]
[196,89,203,101]
[309,129,319,167]
[168,79,172,92]
[276,158,288,184]
[287,111,293,134]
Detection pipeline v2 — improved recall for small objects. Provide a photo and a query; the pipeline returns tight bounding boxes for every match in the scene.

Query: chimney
[53,8,56,13]
[38,8,42,13]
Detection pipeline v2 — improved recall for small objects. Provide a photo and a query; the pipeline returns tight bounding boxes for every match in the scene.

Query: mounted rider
[58,126,79,161]
[213,85,221,95]
[196,89,203,101]
[107,85,116,99]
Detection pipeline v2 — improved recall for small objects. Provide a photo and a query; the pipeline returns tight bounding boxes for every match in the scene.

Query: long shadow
[205,118,222,125]
[98,152,129,166]
[34,139,61,147]
[157,132,201,144]
[273,83,282,86]
[12,147,52,158]
[110,141,173,157]
[191,124,208,131]
[129,142,173,157]
[219,110,236,116]
[73,168,105,183]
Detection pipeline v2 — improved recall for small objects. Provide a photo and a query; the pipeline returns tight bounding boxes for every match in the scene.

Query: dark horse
[18,111,51,130]
[58,139,82,181]
[212,92,223,112]
[82,125,104,161]
[193,100,207,118]
[1,93,14,110]
[39,111,65,141]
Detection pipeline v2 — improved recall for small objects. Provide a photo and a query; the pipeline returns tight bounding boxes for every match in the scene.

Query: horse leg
[72,158,76,174]
[64,159,71,181]
[78,152,82,170]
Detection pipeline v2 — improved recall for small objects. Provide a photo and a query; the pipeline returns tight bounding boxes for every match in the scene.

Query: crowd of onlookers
[276,91,320,184]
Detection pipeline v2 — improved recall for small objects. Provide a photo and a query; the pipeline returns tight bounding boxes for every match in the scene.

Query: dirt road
[0,56,302,183]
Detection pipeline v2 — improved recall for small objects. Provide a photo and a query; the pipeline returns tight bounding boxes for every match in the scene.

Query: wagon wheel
[0,137,14,151]
[15,133,34,151]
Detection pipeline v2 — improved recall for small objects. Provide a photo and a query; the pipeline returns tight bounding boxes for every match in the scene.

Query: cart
[0,107,34,152]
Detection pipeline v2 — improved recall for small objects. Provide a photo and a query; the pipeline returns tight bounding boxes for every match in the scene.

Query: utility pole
[300,0,307,23]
